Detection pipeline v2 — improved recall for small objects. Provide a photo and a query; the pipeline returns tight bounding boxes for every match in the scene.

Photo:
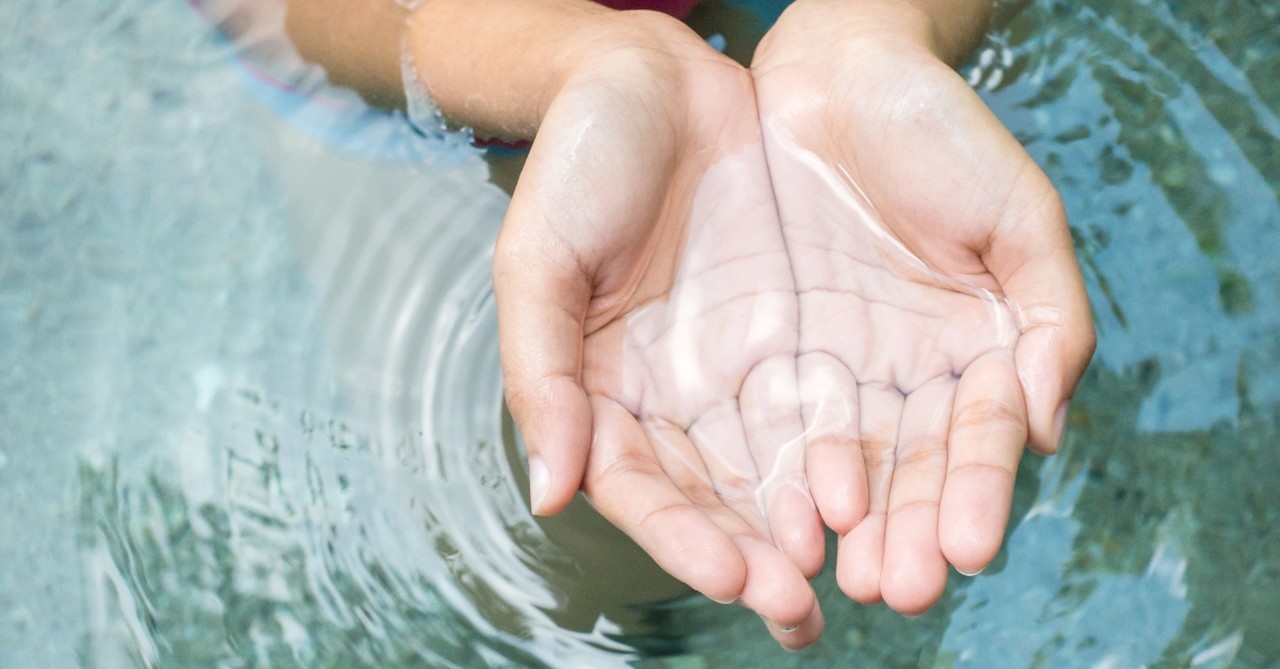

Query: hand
[492,12,824,648]
[751,0,1095,614]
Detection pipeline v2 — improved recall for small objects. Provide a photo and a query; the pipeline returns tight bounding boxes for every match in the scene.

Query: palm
[579,136,826,628]
[754,42,1078,613]
[494,34,824,645]
[498,9,1092,643]
[581,139,818,557]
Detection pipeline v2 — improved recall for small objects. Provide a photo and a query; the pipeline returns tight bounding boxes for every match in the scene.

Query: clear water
[1,0,1277,667]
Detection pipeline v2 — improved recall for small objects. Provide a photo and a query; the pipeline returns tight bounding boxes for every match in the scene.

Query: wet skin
[492,4,1094,650]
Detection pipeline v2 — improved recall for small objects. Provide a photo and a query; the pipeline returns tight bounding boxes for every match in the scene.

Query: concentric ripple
[6,0,1280,667]
[55,2,716,666]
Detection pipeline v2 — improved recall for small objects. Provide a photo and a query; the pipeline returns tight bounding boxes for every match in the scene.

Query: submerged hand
[752,1,1095,614]
[492,13,823,647]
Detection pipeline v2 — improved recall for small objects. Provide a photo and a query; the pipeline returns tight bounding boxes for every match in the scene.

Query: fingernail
[1053,400,1070,450]
[762,617,799,634]
[528,456,549,514]
[957,566,985,577]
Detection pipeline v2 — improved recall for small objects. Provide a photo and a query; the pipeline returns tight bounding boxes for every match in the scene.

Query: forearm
[282,0,678,140]
[282,0,409,108]
[411,0,631,138]
[772,0,991,66]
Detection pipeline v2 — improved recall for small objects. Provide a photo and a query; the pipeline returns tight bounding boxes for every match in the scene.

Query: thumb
[986,177,1095,455]
[492,204,594,516]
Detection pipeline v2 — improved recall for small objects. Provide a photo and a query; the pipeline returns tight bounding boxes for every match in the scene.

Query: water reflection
[939,454,1191,667]
[4,0,1279,666]
[968,0,1280,664]
[75,93,710,665]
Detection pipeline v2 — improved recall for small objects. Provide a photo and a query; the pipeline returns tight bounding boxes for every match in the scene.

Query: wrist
[407,2,702,140]
[759,0,988,69]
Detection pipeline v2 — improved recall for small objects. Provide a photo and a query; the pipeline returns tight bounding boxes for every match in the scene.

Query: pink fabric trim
[594,0,703,18]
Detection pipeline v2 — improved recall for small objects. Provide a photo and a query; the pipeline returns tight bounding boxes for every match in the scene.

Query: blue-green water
[2,0,1277,667]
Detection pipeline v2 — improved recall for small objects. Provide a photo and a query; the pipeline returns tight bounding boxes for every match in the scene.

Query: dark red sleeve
[593,0,703,19]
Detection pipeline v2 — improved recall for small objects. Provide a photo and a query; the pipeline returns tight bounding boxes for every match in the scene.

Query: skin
[753,0,1095,614]
[488,15,827,647]
[281,0,829,645]
[260,0,1094,648]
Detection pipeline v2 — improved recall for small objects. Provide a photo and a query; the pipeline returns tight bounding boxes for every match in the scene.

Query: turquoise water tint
[2,0,1278,666]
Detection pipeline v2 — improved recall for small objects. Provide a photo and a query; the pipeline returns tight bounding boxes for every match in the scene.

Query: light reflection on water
[2,0,1278,666]
[72,96,704,666]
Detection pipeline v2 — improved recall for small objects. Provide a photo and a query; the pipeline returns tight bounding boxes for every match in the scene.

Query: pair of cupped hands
[489,3,1094,649]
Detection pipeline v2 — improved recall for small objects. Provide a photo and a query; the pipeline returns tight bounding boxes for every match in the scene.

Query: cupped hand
[751,1,1095,615]
[492,13,824,647]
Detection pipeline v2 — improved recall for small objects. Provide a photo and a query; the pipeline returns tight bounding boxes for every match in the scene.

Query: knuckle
[896,435,949,470]
[586,450,658,493]
[952,398,1026,435]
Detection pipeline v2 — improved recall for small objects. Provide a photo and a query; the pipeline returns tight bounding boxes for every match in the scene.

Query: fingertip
[1016,326,1086,456]
[836,568,883,606]
[797,352,865,534]
[517,379,593,516]
[943,351,1022,575]
[641,510,750,606]
[806,436,868,535]
[938,455,1010,575]
[944,551,993,581]
[880,511,948,617]
[734,535,817,630]
[990,182,1094,456]
[527,456,551,515]
[882,574,946,618]
[938,490,1005,577]
[835,521,885,605]
[585,399,751,605]
[766,604,825,650]
[694,550,749,610]
[1051,399,1069,452]
[1010,262,1095,456]
[882,579,946,618]
[639,510,749,605]
[691,550,748,606]
[769,484,826,578]
[494,209,596,515]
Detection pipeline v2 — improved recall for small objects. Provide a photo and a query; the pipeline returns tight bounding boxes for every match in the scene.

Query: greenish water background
[2,0,1277,666]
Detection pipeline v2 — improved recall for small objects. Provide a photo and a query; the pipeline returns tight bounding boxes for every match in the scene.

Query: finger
[881,376,955,616]
[588,398,820,635]
[734,535,824,650]
[938,349,1027,575]
[797,351,867,534]
[656,418,821,634]
[836,383,904,604]
[584,397,747,604]
[761,603,825,651]
[740,355,825,578]
[686,403,772,539]
[493,90,675,516]
[645,416,795,554]
[493,219,593,516]
[986,182,1095,454]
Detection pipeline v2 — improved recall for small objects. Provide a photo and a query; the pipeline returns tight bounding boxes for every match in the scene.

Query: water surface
[1,0,1278,666]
